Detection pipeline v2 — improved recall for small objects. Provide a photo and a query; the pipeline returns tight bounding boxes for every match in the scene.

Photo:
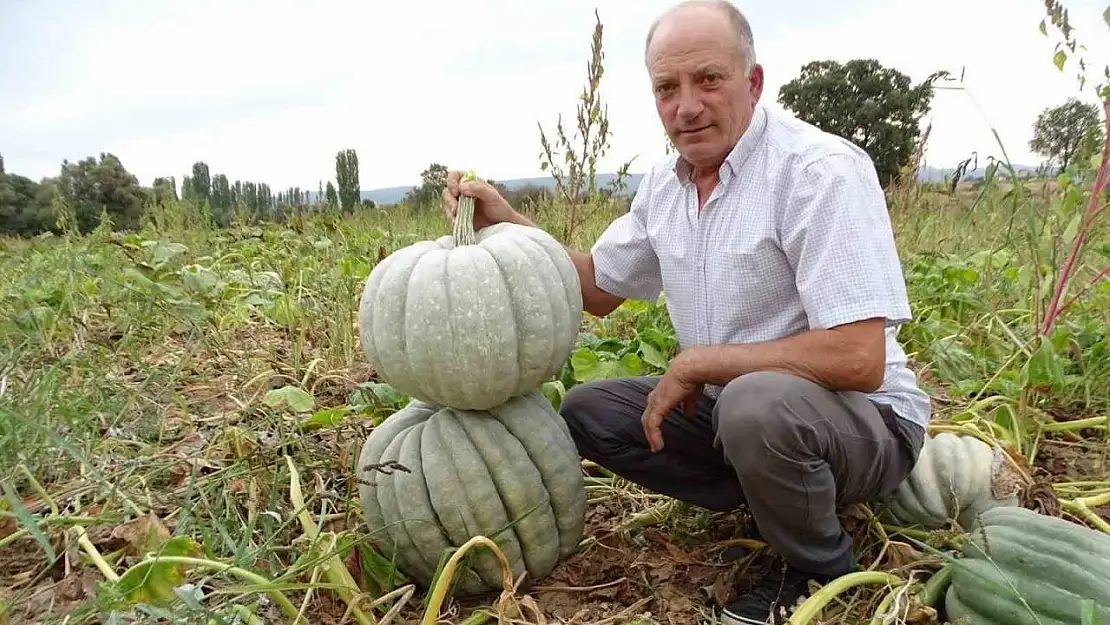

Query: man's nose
[676,85,703,120]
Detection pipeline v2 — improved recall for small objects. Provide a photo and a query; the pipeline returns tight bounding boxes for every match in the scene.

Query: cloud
[2,0,1108,190]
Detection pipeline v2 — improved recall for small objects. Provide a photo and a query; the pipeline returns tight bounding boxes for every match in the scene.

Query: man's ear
[748,64,764,102]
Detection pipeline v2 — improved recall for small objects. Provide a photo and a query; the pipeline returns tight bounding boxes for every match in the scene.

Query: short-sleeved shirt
[590,103,931,431]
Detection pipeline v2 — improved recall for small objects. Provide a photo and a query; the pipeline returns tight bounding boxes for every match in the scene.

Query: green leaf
[618,353,646,377]
[1022,334,1066,392]
[115,536,202,607]
[1054,50,1068,71]
[1039,18,1047,35]
[262,385,315,413]
[1103,5,1110,28]
[639,342,669,369]
[541,380,566,410]
[302,407,350,430]
[570,348,602,381]
[1062,210,1084,247]
[1,482,55,563]
[349,382,408,411]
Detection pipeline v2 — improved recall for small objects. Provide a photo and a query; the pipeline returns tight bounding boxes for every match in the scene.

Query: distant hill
[351,164,1042,205]
[358,172,645,205]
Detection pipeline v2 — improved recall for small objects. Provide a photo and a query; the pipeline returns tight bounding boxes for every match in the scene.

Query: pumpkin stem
[453,195,476,246]
[453,169,480,246]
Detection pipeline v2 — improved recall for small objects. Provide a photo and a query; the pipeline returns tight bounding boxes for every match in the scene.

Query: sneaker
[718,562,831,624]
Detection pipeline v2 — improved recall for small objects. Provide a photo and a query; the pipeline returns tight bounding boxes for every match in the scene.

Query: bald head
[645,0,756,74]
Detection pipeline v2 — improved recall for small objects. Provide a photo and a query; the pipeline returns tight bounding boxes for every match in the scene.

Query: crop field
[1,163,1108,624]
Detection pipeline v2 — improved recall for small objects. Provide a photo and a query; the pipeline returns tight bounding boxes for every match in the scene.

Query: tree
[1029,97,1104,174]
[402,162,449,210]
[335,149,360,212]
[777,59,942,187]
[56,152,149,233]
[325,181,338,209]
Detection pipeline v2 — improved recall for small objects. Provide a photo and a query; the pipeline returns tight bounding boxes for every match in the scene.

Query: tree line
[0,57,1104,238]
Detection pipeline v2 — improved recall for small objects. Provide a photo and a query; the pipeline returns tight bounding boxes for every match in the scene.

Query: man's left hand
[641,352,704,452]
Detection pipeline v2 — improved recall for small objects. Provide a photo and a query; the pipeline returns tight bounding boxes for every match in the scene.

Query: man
[441,1,930,622]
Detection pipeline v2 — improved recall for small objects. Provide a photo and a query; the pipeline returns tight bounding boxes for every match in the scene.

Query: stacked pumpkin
[354,185,587,595]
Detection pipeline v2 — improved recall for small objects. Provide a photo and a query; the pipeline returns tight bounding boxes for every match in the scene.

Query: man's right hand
[442,170,529,230]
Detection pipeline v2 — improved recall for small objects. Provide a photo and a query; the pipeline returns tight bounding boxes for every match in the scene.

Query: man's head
[645,0,764,173]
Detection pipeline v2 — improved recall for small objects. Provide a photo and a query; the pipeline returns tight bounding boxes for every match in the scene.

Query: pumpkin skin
[945,506,1110,624]
[357,222,583,411]
[356,390,587,595]
[884,432,1028,530]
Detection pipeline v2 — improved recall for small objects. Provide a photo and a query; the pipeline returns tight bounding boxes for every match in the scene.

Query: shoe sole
[719,609,774,625]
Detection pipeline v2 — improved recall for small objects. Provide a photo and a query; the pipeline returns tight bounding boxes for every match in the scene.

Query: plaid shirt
[589,104,931,430]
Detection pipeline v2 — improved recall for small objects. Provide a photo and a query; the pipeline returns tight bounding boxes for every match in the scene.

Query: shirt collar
[673,103,768,183]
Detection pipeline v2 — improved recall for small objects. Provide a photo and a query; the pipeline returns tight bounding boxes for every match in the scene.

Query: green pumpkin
[356,390,587,595]
[357,221,582,411]
[945,506,1110,624]
[884,432,1028,530]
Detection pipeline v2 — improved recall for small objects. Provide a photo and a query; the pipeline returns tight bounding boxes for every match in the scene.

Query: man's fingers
[458,179,490,201]
[441,187,458,217]
[640,403,664,453]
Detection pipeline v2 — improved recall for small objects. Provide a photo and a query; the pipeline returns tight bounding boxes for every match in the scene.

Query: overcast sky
[2,0,1108,192]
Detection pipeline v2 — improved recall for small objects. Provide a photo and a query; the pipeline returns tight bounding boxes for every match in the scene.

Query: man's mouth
[680,125,711,135]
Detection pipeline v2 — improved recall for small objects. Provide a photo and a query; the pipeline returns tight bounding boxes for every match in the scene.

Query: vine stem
[787,571,902,624]
[1040,98,1110,335]
[116,556,306,623]
[421,535,518,625]
[1060,491,1110,535]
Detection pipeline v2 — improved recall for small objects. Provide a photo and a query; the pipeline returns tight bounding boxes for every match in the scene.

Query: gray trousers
[558,370,925,576]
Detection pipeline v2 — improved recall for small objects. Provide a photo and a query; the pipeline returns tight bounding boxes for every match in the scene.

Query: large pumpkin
[357,220,583,411]
[884,432,1029,530]
[945,506,1110,624]
[356,390,587,595]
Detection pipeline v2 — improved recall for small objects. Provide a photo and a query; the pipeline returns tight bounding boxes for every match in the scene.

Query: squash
[356,389,587,595]
[357,212,582,411]
[884,432,1029,530]
[944,505,1110,624]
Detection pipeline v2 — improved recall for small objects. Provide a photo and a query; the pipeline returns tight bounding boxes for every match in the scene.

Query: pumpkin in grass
[884,432,1030,530]
[357,211,583,411]
[356,390,587,595]
[945,505,1110,624]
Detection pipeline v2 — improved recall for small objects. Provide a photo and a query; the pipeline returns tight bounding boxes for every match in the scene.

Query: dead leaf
[110,513,171,557]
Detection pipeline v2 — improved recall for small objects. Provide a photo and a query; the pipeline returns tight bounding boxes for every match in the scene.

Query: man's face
[647,8,764,171]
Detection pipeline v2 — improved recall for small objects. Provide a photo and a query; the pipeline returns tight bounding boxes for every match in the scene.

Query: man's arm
[676,318,887,393]
[677,150,911,394]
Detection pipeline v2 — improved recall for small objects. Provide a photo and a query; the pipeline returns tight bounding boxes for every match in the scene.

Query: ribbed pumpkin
[356,390,587,595]
[357,217,583,411]
[884,432,1029,530]
[945,506,1110,624]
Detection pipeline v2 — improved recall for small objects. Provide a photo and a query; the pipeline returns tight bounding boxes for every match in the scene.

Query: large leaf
[115,535,202,606]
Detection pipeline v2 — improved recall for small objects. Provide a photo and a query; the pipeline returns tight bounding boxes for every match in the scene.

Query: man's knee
[558,378,644,453]
[714,371,821,461]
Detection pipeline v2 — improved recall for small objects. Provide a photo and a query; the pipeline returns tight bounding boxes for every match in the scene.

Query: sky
[1,0,1109,192]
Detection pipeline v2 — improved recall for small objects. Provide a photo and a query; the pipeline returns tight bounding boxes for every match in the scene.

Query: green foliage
[56,152,150,233]
[401,162,449,211]
[537,8,635,243]
[1029,97,1104,174]
[777,58,943,186]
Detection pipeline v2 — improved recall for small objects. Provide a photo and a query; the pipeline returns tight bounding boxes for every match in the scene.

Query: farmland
[3,5,1110,625]
[1,157,1109,623]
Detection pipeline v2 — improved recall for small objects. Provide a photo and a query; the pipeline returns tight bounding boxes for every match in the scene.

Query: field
[1,151,1109,625]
